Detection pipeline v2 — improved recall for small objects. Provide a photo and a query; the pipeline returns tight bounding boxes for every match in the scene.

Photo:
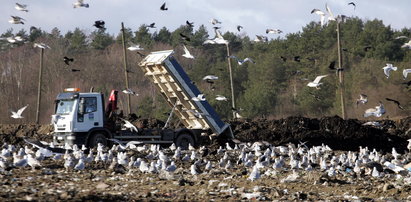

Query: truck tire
[175,133,194,150]
[89,133,107,148]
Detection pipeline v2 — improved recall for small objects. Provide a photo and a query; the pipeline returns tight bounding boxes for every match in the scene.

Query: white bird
[228,55,255,65]
[6,37,17,43]
[74,158,85,170]
[15,3,29,12]
[27,154,41,169]
[9,16,25,24]
[10,105,28,119]
[216,95,228,101]
[407,139,411,153]
[203,28,228,45]
[266,29,282,34]
[371,167,380,178]
[311,9,326,26]
[254,35,268,43]
[122,88,138,96]
[325,4,336,21]
[356,94,368,106]
[33,42,50,49]
[182,45,195,59]
[401,40,411,49]
[307,75,328,89]
[202,75,218,82]
[191,94,206,101]
[109,138,142,150]
[364,102,385,118]
[165,161,177,172]
[127,44,143,51]
[248,165,260,181]
[190,164,202,175]
[73,0,89,8]
[403,69,411,80]
[382,63,397,79]
[139,160,149,173]
[210,18,221,25]
[120,118,139,133]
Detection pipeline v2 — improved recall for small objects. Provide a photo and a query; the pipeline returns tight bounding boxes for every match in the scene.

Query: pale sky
[1,0,410,39]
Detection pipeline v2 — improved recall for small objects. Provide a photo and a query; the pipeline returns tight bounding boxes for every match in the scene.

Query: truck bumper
[53,132,85,146]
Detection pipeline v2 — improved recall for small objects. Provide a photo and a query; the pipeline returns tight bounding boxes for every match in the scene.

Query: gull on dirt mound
[307,75,328,89]
[382,63,397,79]
[363,102,385,118]
[182,45,194,59]
[11,105,28,119]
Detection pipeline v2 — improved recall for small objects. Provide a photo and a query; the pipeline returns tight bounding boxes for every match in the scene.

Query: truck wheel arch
[175,129,198,150]
[85,128,112,148]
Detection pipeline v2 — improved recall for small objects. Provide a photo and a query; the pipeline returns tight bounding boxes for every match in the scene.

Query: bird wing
[183,45,190,55]
[215,29,224,39]
[244,58,255,63]
[403,69,411,79]
[77,0,84,4]
[313,75,328,83]
[160,3,166,9]
[325,4,335,18]
[17,105,28,116]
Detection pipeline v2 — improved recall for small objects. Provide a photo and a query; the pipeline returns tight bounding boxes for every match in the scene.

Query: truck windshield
[56,100,75,114]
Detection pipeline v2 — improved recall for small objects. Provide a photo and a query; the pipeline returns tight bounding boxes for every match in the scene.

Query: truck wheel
[175,133,194,150]
[89,133,107,148]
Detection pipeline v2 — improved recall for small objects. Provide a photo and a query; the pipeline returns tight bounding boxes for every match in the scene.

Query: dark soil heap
[230,116,411,153]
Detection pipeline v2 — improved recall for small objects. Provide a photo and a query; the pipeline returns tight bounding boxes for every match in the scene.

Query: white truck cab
[52,88,107,146]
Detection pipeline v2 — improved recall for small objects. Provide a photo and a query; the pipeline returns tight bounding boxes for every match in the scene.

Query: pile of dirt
[0,124,53,147]
[230,116,411,153]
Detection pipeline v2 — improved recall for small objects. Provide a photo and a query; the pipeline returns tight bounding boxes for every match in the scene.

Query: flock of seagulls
[2,139,411,190]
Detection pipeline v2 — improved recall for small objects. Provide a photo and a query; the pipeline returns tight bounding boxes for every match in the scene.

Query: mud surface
[1,116,411,201]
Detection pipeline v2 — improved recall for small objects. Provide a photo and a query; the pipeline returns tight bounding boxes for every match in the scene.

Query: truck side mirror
[79,98,85,115]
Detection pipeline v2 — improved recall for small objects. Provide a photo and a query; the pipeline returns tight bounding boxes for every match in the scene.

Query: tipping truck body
[52,50,233,149]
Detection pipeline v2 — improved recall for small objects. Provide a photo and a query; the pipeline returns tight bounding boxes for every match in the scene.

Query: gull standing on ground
[9,16,25,24]
[182,45,194,59]
[15,3,29,12]
[356,94,368,106]
[11,105,28,119]
[73,0,89,8]
[307,75,328,89]
[403,69,411,79]
[311,9,326,26]
[364,102,385,117]
[382,63,397,78]
[228,55,255,65]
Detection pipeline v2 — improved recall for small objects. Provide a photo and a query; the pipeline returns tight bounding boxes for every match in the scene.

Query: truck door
[74,96,103,132]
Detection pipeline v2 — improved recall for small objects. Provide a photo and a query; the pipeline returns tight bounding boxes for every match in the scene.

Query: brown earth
[1,116,411,201]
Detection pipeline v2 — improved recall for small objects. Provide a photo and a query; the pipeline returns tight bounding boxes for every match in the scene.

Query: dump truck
[51,50,233,149]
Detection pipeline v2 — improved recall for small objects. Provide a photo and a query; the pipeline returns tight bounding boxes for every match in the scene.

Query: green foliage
[90,30,114,50]
[66,28,88,53]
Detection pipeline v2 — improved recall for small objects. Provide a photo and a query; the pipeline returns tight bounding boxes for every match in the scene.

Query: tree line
[1,17,410,124]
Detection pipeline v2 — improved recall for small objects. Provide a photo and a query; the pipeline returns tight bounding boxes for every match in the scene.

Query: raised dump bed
[139,50,233,138]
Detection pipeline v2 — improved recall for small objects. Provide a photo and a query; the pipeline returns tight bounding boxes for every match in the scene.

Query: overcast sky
[1,0,410,39]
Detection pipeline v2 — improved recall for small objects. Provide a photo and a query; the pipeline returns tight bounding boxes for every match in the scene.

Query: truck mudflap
[139,50,234,139]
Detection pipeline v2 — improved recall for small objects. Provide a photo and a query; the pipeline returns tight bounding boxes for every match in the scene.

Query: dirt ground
[1,116,411,201]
